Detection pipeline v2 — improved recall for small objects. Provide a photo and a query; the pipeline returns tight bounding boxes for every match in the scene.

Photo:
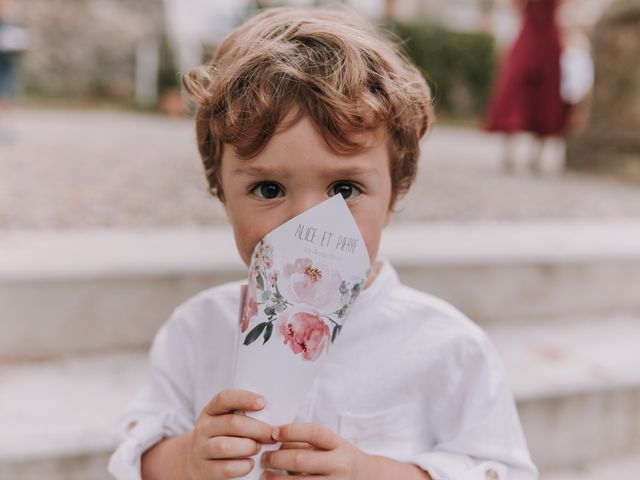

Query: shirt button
[485,468,499,480]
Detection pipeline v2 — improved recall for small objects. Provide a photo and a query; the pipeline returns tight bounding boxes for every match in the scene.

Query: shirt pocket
[338,403,419,457]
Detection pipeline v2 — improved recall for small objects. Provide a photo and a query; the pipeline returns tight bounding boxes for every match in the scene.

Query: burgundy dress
[485,0,567,136]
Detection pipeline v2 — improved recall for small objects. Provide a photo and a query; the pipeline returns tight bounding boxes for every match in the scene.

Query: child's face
[219,115,394,268]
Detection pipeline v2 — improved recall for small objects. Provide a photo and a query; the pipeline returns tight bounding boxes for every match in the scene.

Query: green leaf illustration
[263,322,273,344]
[332,324,342,343]
[264,305,276,317]
[244,322,268,346]
[256,272,265,291]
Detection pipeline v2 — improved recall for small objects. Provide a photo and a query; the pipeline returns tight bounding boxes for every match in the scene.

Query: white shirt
[108,259,538,480]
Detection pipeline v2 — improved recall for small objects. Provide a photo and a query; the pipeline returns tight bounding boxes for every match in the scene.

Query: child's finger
[204,389,266,417]
[203,412,276,444]
[208,458,255,478]
[272,423,342,451]
[203,435,261,460]
[261,448,332,476]
[260,473,314,480]
[278,441,314,450]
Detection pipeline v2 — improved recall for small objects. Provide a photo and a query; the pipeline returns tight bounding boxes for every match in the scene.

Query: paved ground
[545,456,640,480]
[2,107,640,231]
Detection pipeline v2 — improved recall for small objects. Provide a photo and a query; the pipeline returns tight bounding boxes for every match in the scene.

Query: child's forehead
[235,116,389,157]
[227,115,389,170]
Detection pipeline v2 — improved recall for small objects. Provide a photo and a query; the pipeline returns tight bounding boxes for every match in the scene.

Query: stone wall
[566,0,640,180]
[13,0,165,98]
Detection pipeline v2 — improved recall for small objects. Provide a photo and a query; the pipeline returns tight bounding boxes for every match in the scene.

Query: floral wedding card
[230,194,371,477]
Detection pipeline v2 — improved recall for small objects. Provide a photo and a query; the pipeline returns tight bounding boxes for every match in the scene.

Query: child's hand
[259,423,374,480]
[187,389,277,480]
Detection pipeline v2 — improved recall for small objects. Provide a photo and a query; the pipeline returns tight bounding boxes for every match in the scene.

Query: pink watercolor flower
[269,271,279,288]
[278,310,330,361]
[250,240,273,272]
[280,258,342,311]
[240,272,258,333]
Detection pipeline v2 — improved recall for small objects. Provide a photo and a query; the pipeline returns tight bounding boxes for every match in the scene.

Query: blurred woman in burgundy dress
[485,0,568,172]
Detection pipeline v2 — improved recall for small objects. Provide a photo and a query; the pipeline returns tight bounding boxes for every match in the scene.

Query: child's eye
[250,182,284,199]
[330,182,361,200]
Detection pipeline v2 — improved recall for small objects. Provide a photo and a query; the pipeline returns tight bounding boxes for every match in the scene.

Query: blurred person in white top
[0,0,27,143]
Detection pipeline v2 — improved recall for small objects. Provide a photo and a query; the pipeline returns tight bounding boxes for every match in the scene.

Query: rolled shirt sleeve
[405,331,538,480]
[108,310,196,480]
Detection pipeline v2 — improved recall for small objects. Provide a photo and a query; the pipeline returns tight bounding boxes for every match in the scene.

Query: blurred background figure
[0,0,27,143]
[485,0,568,173]
[559,25,594,131]
[163,0,246,75]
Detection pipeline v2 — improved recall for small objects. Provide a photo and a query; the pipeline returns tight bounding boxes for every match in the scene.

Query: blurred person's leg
[0,50,18,143]
[554,136,567,173]
[528,135,544,173]
[0,100,16,143]
[503,134,515,172]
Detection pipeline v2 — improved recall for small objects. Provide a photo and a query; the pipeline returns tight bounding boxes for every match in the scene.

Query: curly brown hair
[182,7,434,201]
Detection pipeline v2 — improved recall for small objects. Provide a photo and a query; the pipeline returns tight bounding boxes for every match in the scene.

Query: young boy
[109,7,538,480]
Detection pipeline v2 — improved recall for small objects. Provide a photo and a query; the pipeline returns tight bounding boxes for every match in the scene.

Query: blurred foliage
[20,15,497,124]
[387,21,497,120]
[158,34,180,94]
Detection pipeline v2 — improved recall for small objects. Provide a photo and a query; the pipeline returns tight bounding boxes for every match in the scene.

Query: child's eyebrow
[232,164,379,178]
[232,166,278,177]
[321,165,380,177]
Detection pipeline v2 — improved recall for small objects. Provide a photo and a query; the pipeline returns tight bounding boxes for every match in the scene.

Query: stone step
[545,455,640,480]
[1,317,638,479]
[2,220,640,360]
[487,316,640,471]
[0,352,143,480]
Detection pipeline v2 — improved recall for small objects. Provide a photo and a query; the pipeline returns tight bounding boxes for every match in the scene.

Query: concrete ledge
[545,455,640,480]
[2,220,640,359]
[4,220,640,280]
[488,316,640,470]
[0,353,144,461]
[0,228,241,281]
[0,452,112,480]
[0,352,143,480]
